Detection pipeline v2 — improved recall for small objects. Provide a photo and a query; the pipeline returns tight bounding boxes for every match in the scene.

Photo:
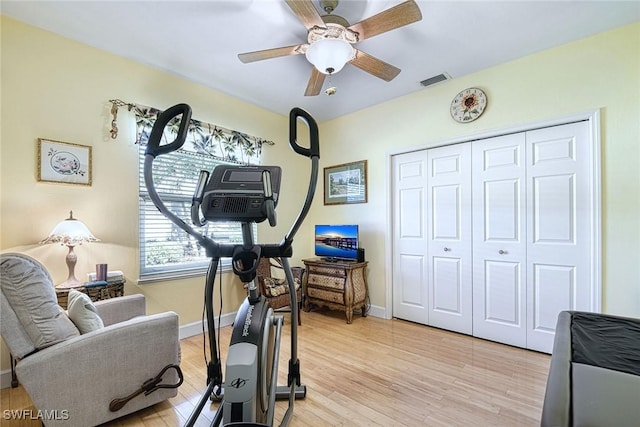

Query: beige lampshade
[40,211,99,246]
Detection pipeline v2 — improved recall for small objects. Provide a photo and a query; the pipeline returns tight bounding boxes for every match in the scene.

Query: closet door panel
[484,179,522,240]
[526,121,592,352]
[472,133,527,347]
[531,264,575,332]
[392,151,429,324]
[427,144,472,334]
[483,260,522,325]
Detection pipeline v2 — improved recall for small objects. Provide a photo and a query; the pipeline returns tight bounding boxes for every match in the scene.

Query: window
[138,147,256,280]
[134,105,271,282]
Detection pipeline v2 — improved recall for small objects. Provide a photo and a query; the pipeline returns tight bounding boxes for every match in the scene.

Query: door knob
[498,249,507,255]
[444,247,451,252]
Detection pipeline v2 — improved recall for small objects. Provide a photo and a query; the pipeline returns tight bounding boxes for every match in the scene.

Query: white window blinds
[134,104,272,281]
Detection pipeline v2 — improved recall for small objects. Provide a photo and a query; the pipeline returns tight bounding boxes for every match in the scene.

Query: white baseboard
[367,304,386,319]
[0,369,14,389]
[179,311,237,339]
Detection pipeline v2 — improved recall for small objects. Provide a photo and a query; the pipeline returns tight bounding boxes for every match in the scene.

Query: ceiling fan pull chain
[325,72,337,96]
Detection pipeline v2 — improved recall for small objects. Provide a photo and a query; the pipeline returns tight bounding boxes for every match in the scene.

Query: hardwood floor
[1,310,550,426]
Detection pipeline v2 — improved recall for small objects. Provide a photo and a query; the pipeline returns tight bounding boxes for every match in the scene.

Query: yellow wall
[316,21,640,318]
[2,16,639,373]
[0,16,314,371]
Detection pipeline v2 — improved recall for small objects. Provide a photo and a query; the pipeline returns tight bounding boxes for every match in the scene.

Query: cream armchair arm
[94,293,146,326]
[15,309,180,427]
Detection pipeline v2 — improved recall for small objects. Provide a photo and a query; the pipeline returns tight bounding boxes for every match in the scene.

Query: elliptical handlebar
[145,103,192,158]
[278,107,320,252]
[143,103,211,252]
[147,105,318,162]
[144,103,319,259]
[289,108,319,159]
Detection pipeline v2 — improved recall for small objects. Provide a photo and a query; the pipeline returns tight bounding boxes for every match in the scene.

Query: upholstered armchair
[255,257,304,325]
[0,253,180,426]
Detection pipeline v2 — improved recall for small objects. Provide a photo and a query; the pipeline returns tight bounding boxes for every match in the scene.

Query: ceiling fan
[238,0,422,96]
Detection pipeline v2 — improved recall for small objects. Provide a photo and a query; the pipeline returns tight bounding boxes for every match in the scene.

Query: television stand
[321,257,355,263]
[302,258,369,324]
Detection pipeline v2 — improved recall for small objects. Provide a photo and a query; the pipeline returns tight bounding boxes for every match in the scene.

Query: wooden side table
[55,280,125,309]
[302,258,368,324]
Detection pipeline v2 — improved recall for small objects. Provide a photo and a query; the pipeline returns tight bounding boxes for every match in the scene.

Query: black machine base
[210,385,307,402]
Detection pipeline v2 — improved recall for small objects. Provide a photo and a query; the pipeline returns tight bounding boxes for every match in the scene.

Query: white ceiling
[3,1,639,122]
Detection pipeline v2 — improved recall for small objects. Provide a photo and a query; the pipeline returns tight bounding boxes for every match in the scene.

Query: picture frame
[37,138,92,186]
[324,160,367,205]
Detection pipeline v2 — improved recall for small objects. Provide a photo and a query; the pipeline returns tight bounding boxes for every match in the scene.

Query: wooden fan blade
[285,0,325,30]
[348,0,422,42]
[305,67,326,96]
[350,49,401,82]
[238,44,304,63]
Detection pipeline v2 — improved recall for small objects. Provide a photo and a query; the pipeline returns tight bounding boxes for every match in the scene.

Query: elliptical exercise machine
[143,103,320,426]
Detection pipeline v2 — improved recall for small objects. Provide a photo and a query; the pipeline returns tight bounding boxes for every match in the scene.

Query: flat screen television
[314,224,359,261]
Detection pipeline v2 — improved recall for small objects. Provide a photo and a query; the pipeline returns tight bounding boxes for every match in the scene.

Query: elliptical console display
[200,165,282,223]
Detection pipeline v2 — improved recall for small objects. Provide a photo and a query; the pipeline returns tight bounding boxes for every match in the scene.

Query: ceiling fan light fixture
[305,38,354,75]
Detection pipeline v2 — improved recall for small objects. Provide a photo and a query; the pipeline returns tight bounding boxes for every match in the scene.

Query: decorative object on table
[37,138,92,185]
[323,160,367,205]
[87,269,125,284]
[84,280,108,288]
[40,210,99,288]
[96,263,108,281]
[450,87,487,123]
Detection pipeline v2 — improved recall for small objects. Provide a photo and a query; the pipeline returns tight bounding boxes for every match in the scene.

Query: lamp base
[56,245,83,289]
[56,278,84,289]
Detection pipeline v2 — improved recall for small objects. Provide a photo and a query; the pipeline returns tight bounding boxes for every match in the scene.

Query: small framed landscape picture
[324,160,367,205]
[37,139,92,186]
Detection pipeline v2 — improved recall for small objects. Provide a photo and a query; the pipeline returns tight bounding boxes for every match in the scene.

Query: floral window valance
[132,104,274,165]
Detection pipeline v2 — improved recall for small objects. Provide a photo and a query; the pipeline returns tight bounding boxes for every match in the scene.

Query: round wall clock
[450,87,487,123]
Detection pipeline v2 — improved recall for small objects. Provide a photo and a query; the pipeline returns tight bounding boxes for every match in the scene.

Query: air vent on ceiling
[420,73,451,87]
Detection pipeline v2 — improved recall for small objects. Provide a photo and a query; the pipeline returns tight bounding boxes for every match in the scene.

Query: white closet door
[426,144,472,334]
[472,133,527,348]
[525,121,593,353]
[392,151,429,324]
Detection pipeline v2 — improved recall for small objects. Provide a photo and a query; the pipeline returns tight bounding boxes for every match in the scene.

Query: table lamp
[40,210,99,288]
